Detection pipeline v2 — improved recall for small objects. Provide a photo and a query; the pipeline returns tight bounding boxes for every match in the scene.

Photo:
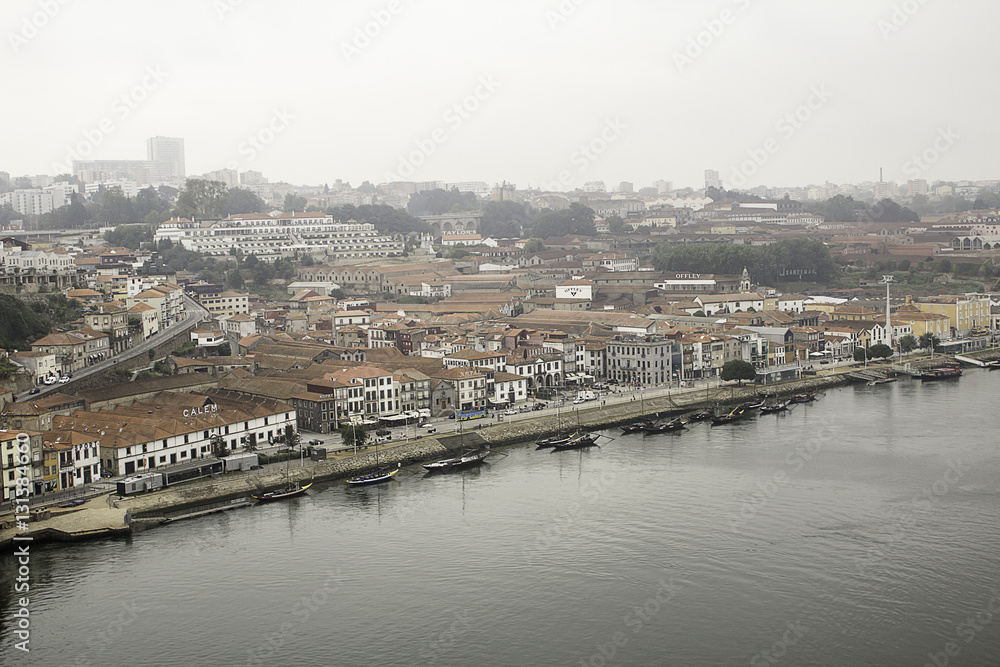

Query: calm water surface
[2,372,999,666]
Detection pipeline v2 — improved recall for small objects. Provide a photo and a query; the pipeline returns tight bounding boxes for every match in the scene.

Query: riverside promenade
[3,351,988,548]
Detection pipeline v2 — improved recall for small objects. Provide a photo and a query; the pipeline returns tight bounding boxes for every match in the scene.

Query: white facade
[0,189,54,215]
[156,212,402,260]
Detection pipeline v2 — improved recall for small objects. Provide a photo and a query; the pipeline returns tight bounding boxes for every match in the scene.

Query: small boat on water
[550,431,599,450]
[252,482,313,502]
[687,410,713,422]
[711,404,749,426]
[620,420,654,434]
[423,447,490,472]
[346,463,401,486]
[536,433,572,448]
[919,366,962,381]
[746,400,766,409]
[641,417,686,434]
[789,393,817,403]
[759,400,790,414]
[986,360,1000,370]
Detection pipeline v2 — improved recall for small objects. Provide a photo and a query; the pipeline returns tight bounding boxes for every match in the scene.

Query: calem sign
[183,404,219,418]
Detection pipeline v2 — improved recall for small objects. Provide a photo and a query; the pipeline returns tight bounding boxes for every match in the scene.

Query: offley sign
[183,404,219,418]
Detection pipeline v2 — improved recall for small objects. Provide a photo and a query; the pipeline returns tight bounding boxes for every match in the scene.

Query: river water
[3,371,1000,666]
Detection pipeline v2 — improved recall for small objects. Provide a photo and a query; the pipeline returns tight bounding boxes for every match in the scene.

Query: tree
[853,347,869,362]
[243,431,258,453]
[209,433,229,458]
[283,192,307,212]
[523,238,546,253]
[529,202,596,237]
[606,215,625,234]
[176,179,228,219]
[283,424,301,454]
[445,246,470,259]
[339,422,369,449]
[898,335,918,356]
[868,343,893,359]
[720,359,756,384]
[217,342,231,356]
[918,333,940,350]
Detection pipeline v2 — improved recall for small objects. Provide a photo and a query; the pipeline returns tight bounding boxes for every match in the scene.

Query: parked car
[28,388,40,395]
[59,376,71,384]
[43,377,56,385]
[504,408,517,415]
[375,428,391,436]
[419,422,436,428]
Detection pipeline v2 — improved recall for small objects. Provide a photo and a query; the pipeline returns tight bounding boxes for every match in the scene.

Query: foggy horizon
[4,0,999,191]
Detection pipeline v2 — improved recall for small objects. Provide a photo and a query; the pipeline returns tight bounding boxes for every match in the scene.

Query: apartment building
[155,212,403,260]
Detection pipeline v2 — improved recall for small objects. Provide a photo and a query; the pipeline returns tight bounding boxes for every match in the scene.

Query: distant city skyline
[3,0,998,191]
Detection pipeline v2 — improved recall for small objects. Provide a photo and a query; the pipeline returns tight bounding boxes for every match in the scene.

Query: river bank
[0,353,975,547]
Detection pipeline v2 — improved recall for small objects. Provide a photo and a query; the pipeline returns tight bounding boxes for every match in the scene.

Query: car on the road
[28,388,40,395]
[504,408,517,415]
[375,428,391,436]
[59,377,70,383]
[308,439,322,446]
[419,422,435,428]
[572,398,586,405]
[43,376,57,385]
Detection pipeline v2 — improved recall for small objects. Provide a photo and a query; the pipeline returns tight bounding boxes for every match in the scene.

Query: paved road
[15,294,211,402]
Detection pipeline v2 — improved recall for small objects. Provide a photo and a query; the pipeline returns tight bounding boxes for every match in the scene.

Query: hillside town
[1,157,1000,506]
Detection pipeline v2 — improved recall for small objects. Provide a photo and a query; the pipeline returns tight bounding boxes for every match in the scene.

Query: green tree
[176,179,228,219]
[918,333,940,350]
[523,238,546,253]
[898,335,918,356]
[853,347,869,362]
[406,188,479,216]
[283,192,308,212]
[339,423,369,449]
[0,357,19,380]
[209,433,229,458]
[606,215,625,234]
[938,259,953,274]
[445,246,470,259]
[283,424,301,454]
[243,431,258,453]
[868,343,893,359]
[481,200,530,238]
[226,187,267,215]
[720,359,756,384]
[529,202,596,237]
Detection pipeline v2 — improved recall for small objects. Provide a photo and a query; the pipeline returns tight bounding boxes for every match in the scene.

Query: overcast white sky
[4,0,998,191]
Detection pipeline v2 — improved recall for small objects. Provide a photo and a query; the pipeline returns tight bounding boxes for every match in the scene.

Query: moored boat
[346,463,401,485]
[919,367,962,381]
[252,482,313,502]
[789,393,817,403]
[687,410,713,422]
[620,421,654,434]
[711,404,749,426]
[550,431,599,450]
[759,400,790,414]
[641,417,686,434]
[423,447,490,472]
[536,433,572,448]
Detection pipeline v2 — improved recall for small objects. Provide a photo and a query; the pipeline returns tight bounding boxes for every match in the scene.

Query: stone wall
[122,438,451,517]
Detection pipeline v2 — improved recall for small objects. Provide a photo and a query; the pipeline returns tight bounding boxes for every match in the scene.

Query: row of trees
[804,195,919,223]
[651,238,839,285]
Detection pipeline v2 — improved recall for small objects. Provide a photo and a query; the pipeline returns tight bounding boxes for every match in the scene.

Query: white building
[0,189,55,216]
[155,212,402,260]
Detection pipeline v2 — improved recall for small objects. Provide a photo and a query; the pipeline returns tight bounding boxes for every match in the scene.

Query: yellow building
[892,304,950,338]
[42,444,59,492]
[914,294,991,335]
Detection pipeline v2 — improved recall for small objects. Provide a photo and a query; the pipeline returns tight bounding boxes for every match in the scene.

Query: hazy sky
[4,0,998,191]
